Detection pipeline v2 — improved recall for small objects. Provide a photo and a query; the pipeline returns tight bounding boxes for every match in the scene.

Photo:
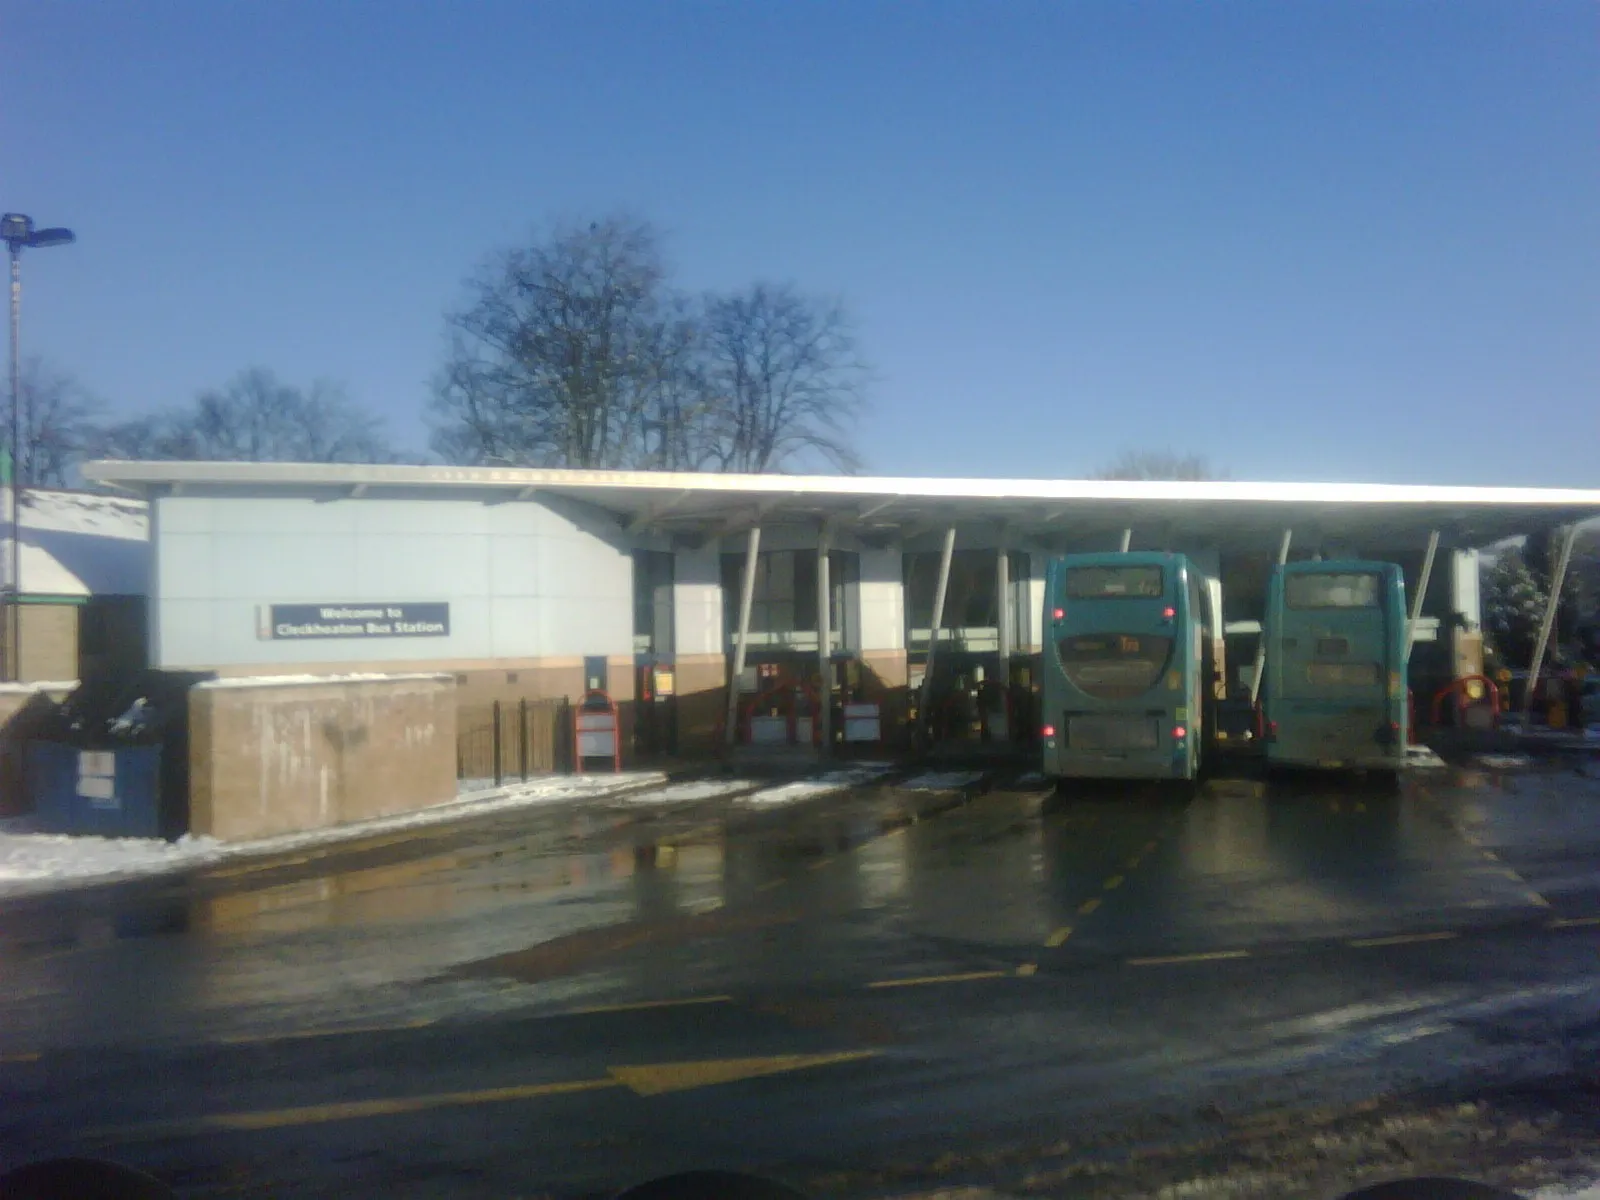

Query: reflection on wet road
[1,762,1598,1196]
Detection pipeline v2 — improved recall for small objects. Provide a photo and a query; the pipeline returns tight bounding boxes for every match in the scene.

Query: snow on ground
[1535,1185,1600,1200]
[1475,754,1534,769]
[741,764,898,806]
[1404,745,1449,769]
[0,771,666,898]
[897,770,986,791]
[617,778,759,803]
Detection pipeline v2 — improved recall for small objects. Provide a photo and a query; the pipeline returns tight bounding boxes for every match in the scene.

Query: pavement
[0,760,1597,1198]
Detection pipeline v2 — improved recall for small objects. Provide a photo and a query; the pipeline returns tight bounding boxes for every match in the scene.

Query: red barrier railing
[1429,674,1501,729]
[572,689,622,774]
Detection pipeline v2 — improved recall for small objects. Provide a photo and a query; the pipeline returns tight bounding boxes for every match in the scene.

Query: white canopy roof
[80,461,1600,551]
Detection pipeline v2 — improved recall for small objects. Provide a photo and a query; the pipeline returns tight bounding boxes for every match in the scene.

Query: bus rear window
[1285,573,1379,609]
[1065,566,1163,599]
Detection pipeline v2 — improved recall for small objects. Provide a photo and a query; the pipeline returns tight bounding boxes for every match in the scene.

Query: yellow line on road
[1077,896,1102,915]
[1348,931,1459,948]
[866,970,1007,990]
[1127,950,1250,967]
[1015,963,1038,977]
[806,857,834,871]
[756,878,787,892]
[1526,893,1553,908]
[1103,874,1125,890]
[564,995,733,1016]
[1550,915,1600,929]
[0,1052,40,1064]
[1044,925,1074,948]
[218,1019,433,1045]
[1481,850,1500,861]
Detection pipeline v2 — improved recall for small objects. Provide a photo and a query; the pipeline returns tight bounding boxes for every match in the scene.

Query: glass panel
[1285,572,1380,609]
[1306,662,1381,686]
[1057,633,1172,699]
[1065,565,1164,599]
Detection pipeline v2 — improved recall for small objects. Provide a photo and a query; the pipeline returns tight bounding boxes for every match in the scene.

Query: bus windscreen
[1065,566,1164,599]
[1285,572,1379,609]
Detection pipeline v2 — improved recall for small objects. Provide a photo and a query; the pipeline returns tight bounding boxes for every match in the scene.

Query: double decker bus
[1262,560,1408,773]
[1040,552,1216,782]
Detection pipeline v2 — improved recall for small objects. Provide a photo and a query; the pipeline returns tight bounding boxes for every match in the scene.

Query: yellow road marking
[564,995,733,1016]
[217,1019,433,1045]
[1481,850,1500,862]
[103,1051,880,1139]
[1077,896,1102,915]
[1550,915,1600,928]
[1348,931,1459,948]
[0,1052,40,1064]
[1014,963,1037,977]
[1103,874,1125,890]
[756,878,787,892]
[1127,950,1250,967]
[1044,925,1074,948]
[609,1051,878,1096]
[866,970,1007,990]
[806,857,833,871]
[1526,893,1553,908]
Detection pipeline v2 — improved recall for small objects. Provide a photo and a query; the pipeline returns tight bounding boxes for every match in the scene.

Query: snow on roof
[0,488,150,597]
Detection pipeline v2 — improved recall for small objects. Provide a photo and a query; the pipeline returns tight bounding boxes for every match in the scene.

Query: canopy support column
[1524,524,1578,721]
[918,526,957,738]
[1404,530,1440,663]
[816,522,833,758]
[996,542,1012,670]
[1119,528,1132,553]
[1249,528,1293,707]
[725,525,762,746]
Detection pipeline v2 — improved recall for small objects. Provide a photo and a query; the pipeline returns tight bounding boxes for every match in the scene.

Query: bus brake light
[1041,724,1056,738]
[1172,725,1186,740]
[1162,606,1176,620]
[1052,607,1065,621]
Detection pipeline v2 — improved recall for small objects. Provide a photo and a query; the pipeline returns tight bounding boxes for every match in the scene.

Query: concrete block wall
[188,674,457,842]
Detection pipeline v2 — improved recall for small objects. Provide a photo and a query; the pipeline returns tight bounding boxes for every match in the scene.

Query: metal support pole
[1524,524,1578,720]
[996,543,1012,668]
[1249,528,1293,707]
[725,525,762,745]
[6,247,19,683]
[816,523,833,757]
[1404,530,1440,663]
[1119,528,1132,553]
[918,527,957,735]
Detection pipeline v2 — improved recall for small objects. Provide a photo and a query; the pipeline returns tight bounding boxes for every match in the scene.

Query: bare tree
[94,368,394,463]
[696,283,866,474]
[9,358,101,486]
[431,216,679,469]
[1093,450,1225,481]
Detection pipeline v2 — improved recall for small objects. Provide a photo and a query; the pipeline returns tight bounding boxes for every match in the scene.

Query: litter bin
[27,742,165,838]
[26,670,212,840]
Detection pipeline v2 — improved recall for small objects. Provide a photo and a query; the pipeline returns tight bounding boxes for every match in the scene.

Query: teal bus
[1262,560,1408,773]
[1040,552,1216,782]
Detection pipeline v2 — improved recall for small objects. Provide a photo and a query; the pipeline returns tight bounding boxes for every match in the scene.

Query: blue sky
[4,2,1595,484]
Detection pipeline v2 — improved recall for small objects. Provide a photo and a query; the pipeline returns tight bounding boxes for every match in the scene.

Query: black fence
[457,697,573,785]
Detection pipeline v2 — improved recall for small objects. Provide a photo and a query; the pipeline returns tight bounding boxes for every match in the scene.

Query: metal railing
[457,697,572,785]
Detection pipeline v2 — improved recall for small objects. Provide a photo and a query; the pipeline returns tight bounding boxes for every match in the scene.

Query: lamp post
[2,214,75,682]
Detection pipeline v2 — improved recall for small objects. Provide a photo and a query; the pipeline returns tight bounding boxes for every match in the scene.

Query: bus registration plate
[1068,715,1159,751]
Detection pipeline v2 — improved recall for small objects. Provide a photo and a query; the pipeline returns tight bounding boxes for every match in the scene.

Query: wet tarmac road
[1,762,1598,1197]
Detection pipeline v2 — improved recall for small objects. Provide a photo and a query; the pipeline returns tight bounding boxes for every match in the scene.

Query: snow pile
[897,770,986,791]
[618,778,759,803]
[1535,1185,1600,1200]
[1403,746,1448,770]
[742,764,896,806]
[0,770,665,897]
[1475,754,1533,769]
[0,680,77,695]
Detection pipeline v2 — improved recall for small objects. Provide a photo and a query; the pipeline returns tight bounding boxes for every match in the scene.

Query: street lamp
[2,214,75,683]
